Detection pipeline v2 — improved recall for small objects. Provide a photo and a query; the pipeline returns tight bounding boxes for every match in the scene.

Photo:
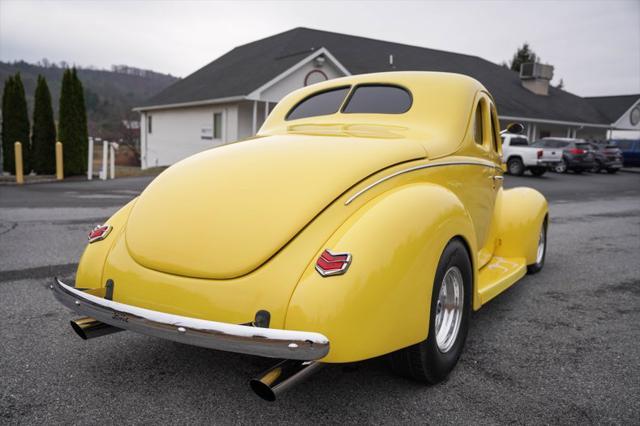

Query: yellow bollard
[55,141,64,180]
[14,141,24,184]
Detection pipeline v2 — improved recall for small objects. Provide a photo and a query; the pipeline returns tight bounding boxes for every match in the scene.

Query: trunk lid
[126,134,425,279]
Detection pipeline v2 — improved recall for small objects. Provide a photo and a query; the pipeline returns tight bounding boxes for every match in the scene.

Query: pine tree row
[1,69,88,175]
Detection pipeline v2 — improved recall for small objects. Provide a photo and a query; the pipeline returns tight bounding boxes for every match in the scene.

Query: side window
[286,87,350,120]
[147,115,152,134]
[474,102,484,145]
[490,108,499,152]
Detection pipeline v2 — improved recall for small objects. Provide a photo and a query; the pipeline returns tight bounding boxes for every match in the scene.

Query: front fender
[285,184,476,363]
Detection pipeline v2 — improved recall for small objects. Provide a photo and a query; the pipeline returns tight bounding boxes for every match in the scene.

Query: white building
[134,27,640,169]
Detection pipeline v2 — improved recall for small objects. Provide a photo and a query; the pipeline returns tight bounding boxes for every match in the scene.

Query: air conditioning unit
[520,63,554,80]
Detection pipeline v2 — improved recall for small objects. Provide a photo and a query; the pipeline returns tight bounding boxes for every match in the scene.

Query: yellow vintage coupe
[52,72,548,401]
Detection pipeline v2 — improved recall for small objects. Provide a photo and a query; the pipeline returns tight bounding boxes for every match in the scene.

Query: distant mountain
[0,60,178,140]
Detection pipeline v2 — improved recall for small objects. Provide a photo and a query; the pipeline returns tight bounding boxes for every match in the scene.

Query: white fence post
[100,140,108,180]
[109,142,117,179]
[87,137,93,180]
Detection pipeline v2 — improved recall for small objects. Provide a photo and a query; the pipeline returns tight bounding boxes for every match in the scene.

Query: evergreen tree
[31,75,57,174]
[509,42,538,73]
[1,76,15,173]
[58,68,88,175]
[1,73,30,174]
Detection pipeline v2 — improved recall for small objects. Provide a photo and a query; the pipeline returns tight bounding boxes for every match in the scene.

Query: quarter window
[474,103,484,145]
[342,85,412,114]
[286,87,350,121]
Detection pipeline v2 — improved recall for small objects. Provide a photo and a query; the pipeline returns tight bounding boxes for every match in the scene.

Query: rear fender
[285,184,477,363]
[493,187,548,264]
[75,199,137,289]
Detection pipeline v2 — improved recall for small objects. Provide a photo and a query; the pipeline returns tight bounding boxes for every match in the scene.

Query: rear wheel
[527,218,547,274]
[507,157,525,176]
[606,168,618,174]
[590,161,602,173]
[554,160,567,173]
[390,239,471,383]
[530,167,546,177]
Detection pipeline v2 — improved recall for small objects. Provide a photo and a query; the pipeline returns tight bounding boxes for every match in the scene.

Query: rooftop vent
[520,62,554,96]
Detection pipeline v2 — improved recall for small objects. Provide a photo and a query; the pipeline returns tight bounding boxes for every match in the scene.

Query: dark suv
[586,142,623,173]
[533,138,596,173]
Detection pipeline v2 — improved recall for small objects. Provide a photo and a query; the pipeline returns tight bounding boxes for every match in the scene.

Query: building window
[213,112,223,139]
[147,115,152,134]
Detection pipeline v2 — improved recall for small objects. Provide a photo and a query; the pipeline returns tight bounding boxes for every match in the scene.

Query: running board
[477,256,527,306]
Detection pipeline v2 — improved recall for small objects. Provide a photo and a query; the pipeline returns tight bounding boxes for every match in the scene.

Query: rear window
[575,143,590,150]
[510,137,529,146]
[342,85,412,114]
[286,87,350,121]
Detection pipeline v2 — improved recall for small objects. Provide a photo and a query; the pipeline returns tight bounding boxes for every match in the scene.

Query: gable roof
[138,27,611,125]
[584,94,640,123]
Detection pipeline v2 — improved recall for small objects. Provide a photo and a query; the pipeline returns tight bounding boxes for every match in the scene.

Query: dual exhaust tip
[70,316,322,401]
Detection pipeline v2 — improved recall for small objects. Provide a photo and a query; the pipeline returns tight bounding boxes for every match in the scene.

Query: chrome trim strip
[50,278,329,360]
[344,160,500,205]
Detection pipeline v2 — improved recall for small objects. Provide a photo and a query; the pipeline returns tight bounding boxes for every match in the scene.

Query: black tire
[606,168,618,174]
[389,239,472,383]
[590,161,602,173]
[573,168,583,174]
[527,218,547,274]
[507,157,525,176]
[530,167,546,177]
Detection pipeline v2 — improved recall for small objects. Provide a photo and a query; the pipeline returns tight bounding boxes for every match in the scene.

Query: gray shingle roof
[585,94,640,123]
[139,27,611,125]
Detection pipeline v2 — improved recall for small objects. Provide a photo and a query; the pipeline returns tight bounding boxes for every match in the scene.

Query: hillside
[0,61,178,141]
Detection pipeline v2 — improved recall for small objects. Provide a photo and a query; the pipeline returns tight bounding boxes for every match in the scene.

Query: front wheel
[389,239,471,383]
[606,168,618,174]
[527,218,547,274]
[507,157,525,176]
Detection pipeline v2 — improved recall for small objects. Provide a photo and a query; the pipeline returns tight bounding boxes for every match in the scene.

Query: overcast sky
[1,0,638,97]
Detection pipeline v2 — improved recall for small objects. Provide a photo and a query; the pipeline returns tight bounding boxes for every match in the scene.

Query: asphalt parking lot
[1,171,639,424]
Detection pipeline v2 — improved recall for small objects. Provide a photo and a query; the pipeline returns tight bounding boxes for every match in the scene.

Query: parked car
[585,142,623,173]
[50,72,548,401]
[533,138,596,173]
[501,133,562,176]
[612,139,640,167]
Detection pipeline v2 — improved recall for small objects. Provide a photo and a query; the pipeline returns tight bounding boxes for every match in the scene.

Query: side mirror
[503,122,525,134]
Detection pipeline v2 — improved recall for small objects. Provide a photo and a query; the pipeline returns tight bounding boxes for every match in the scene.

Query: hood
[126,134,425,279]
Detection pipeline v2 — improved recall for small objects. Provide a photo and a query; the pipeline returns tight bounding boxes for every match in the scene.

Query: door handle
[493,175,504,181]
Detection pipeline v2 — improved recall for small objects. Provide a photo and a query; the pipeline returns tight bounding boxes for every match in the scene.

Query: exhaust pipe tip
[70,317,124,340]
[249,360,323,402]
[70,319,90,340]
[249,379,277,402]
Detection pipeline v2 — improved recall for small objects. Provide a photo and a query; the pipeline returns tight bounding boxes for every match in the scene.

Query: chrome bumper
[50,278,330,360]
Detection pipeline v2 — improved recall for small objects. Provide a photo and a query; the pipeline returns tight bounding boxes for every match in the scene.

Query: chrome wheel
[435,266,464,353]
[554,160,567,173]
[536,225,546,265]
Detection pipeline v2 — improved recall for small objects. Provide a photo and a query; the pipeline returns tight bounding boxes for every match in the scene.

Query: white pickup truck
[501,133,563,176]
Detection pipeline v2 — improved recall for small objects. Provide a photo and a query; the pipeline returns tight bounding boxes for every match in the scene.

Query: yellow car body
[53,72,547,366]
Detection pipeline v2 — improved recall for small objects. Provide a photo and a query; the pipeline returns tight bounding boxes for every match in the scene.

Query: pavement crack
[0,222,18,237]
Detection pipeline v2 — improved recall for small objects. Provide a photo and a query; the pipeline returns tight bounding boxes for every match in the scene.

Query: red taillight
[570,148,585,155]
[315,249,352,277]
[537,149,543,159]
[88,224,112,243]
